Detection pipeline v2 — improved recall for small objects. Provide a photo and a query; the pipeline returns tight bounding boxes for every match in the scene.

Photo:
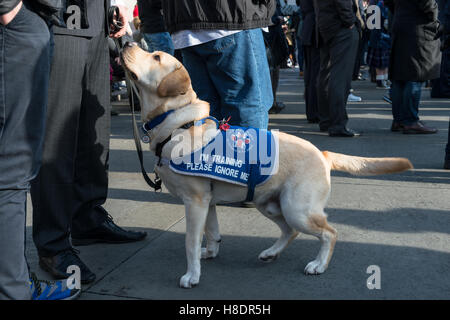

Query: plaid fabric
[367,47,391,69]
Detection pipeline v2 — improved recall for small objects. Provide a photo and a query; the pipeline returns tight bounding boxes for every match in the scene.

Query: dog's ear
[157,65,191,97]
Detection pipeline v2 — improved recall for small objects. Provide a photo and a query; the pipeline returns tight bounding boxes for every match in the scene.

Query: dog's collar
[142,112,219,142]
[144,109,175,132]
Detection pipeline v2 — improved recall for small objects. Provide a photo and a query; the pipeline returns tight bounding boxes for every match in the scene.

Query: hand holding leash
[109,5,128,38]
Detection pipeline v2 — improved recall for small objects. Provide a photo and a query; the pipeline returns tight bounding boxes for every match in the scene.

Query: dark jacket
[299,0,316,47]
[0,0,65,27]
[53,0,110,37]
[385,0,441,81]
[29,0,66,26]
[162,0,276,33]
[137,0,167,34]
[314,0,357,44]
[0,0,21,15]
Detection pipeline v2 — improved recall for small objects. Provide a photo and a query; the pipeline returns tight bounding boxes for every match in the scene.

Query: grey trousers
[317,27,359,132]
[0,3,51,300]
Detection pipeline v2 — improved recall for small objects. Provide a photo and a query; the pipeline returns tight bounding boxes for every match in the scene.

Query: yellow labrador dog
[121,44,413,288]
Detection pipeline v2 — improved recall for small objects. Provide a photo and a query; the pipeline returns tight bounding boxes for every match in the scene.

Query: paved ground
[26,68,450,300]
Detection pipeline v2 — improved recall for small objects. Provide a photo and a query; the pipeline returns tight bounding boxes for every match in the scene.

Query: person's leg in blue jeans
[0,3,51,299]
[392,80,437,133]
[391,80,421,125]
[401,81,422,126]
[181,49,222,120]
[181,29,273,129]
[143,32,174,55]
[391,80,405,125]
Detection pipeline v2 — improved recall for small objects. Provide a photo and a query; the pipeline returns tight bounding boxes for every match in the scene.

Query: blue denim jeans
[143,32,174,55]
[391,80,423,125]
[181,29,273,129]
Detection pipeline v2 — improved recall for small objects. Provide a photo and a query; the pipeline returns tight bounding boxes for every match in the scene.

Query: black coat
[314,0,357,44]
[162,0,276,33]
[385,0,441,81]
[137,0,167,34]
[299,0,316,47]
[53,0,110,37]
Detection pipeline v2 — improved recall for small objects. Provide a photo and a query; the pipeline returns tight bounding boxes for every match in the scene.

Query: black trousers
[303,45,320,121]
[317,27,359,132]
[30,33,111,257]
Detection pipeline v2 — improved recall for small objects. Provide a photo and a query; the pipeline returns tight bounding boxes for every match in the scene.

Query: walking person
[314,0,361,137]
[30,0,147,285]
[385,0,441,134]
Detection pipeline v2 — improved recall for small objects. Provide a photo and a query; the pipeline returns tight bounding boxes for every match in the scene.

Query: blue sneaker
[30,273,81,300]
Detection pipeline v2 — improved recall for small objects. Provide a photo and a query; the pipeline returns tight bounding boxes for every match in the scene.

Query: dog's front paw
[304,260,326,275]
[258,249,279,263]
[179,273,200,289]
[201,246,219,259]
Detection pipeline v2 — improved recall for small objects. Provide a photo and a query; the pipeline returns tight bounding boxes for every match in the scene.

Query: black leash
[110,7,162,191]
[128,77,162,191]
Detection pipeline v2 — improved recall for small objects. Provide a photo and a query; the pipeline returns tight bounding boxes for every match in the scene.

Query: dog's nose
[124,41,137,48]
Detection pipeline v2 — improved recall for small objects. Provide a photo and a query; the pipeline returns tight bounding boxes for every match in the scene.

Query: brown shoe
[391,121,404,132]
[403,121,438,134]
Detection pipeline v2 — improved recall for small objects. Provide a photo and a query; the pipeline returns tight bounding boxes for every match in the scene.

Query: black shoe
[71,214,147,246]
[39,248,96,284]
[307,118,320,124]
[269,102,286,114]
[329,128,361,137]
[444,156,450,170]
[391,121,404,132]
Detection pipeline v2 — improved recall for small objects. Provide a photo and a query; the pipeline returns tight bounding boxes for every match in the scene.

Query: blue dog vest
[169,121,279,200]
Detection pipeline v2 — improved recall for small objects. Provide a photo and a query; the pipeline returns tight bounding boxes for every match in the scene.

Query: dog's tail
[322,151,413,176]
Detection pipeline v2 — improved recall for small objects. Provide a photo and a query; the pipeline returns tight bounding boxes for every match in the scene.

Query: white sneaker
[348,93,362,102]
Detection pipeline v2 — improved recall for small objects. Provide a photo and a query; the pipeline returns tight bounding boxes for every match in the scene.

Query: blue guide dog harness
[142,111,279,202]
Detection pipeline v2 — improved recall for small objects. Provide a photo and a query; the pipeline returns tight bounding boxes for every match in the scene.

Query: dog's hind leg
[281,189,337,275]
[257,203,299,262]
[202,205,221,259]
[180,197,211,289]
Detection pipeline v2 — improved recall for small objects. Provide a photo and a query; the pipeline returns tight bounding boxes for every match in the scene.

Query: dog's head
[121,43,194,118]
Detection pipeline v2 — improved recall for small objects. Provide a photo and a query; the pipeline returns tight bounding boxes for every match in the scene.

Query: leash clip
[141,125,150,144]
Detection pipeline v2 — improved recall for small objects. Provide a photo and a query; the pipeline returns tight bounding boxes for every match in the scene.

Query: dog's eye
[154,54,160,62]
[130,71,138,81]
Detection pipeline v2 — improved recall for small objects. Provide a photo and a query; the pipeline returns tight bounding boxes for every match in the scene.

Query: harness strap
[245,164,260,202]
